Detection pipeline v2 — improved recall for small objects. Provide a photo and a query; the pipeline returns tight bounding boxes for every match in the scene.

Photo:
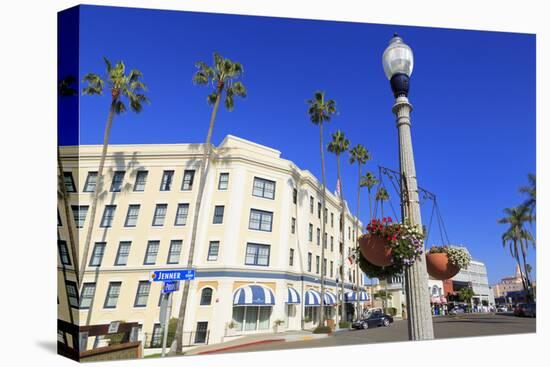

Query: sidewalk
[184,330,331,355]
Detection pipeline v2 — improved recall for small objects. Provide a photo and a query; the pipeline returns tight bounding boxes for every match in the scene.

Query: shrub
[313,326,332,334]
[338,321,351,329]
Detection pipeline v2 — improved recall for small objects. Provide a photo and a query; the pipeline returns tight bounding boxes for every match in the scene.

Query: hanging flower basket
[359,233,393,267]
[358,218,424,272]
[426,246,472,280]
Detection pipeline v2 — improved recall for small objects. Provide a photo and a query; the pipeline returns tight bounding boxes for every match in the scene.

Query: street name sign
[151,269,196,282]
[162,281,180,294]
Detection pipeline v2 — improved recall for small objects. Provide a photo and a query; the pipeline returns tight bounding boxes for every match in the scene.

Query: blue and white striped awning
[287,287,301,304]
[343,291,370,302]
[305,289,337,306]
[233,285,275,306]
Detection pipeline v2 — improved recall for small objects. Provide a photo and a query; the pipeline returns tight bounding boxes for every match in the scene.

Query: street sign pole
[161,292,172,357]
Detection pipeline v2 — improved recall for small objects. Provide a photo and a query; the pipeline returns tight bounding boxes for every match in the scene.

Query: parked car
[514,303,526,317]
[519,303,536,318]
[497,306,509,312]
[352,310,394,330]
[449,307,465,315]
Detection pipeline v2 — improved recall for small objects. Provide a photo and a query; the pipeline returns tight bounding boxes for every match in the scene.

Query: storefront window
[232,306,272,332]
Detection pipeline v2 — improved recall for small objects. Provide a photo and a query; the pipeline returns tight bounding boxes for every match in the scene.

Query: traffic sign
[162,281,180,294]
[151,269,195,282]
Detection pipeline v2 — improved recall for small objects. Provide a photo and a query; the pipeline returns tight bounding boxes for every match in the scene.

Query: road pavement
[217,313,535,354]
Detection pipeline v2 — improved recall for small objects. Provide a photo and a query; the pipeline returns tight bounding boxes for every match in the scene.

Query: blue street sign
[162,281,180,294]
[151,269,196,282]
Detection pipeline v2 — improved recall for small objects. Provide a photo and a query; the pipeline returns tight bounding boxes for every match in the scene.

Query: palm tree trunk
[174,85,222,352]
[354,163,361,321]
[337,155,345,325]
[79,102,115,290]
[57,146,80,286]
[319,122,327,328]
[519,238,532,302]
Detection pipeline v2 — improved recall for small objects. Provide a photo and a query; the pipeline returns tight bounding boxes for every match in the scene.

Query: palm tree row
[497,173,536,303]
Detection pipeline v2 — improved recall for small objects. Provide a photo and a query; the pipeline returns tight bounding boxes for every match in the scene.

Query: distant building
[491,265,535,305]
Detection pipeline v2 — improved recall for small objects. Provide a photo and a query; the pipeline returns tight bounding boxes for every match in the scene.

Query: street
[220,314,536,354]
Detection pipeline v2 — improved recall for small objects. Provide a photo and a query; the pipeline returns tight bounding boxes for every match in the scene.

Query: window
[57,210,62,227]
[63,172,76,192]
[232,306,271,332]
[292,188,297,204]
[317,202,321,219]
[100,205,116,228]
[150,324,162,347]
[331,236,334,252]
[115,241,131,266]
[309,196,314,213]
[124,204,140,227]
[331,213,334,228]
[330,261,334,277]
[167,240,182,264]
[316,228,320,246]
[316,255,320,274]
[213,205,224,224]
[58,240,71,266]
[291,218,296,234]
[71,205,88,228]
[324,208,328,223]
[174,203,189,226]
[200,288,213,305]
[307,252,312,272]
[104,282,122,309]
[323,259,327,276]
[160,170,174,191]
[248,209,273,232]
[83,172,98,192]
[134,171,148,191]
[110,171,125,192]
[66,281,78,308]
[144,241,160,265]
[195,322,209,343]
[324,233,327,249]
[134,281,150,307]
[289,248,294,266]
[252,177,275,199]
[80,283,96,309]
[207,241,219,261]
[245,243,270,266]
[218,172,229,190]
[181,170,195,191]
[308,224,313,242]
[89,242,106,266]
[152,204,167,226]
[348,226,351,240]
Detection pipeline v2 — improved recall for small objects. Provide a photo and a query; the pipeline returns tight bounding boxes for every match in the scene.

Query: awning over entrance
[305,289,337,306]
[233,285,275,306]
[286,287,301,304]
[343,291,370,302]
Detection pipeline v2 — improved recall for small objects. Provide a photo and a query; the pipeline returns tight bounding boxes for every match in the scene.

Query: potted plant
[426,246,472,280]
[273,319,285,333]
[226,321,237,336]
[359,217,424,270]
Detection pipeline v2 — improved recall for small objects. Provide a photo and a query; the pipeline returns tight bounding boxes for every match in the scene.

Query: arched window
[200,287,213,305]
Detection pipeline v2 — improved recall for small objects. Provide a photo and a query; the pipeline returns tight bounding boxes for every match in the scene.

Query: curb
[196,338,285,355]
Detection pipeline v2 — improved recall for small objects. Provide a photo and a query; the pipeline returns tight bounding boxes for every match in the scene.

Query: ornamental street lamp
[382,34,434,340]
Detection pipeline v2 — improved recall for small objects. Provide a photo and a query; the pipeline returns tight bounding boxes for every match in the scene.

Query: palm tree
[349,144,370,321]
[174,53,246,352]
[307,91,337,328]
[80,58,148,286]
[361,171,379,221]
[328,129,350,326]
[458,287,474,305]
[498,205,535,302]
[519,173,536,219]
[375,187,390,218]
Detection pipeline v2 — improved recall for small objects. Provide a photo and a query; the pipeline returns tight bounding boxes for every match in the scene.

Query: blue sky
[65,5,536,284]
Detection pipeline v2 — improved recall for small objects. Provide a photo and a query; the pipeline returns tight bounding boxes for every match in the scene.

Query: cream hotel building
[57,135,367,350]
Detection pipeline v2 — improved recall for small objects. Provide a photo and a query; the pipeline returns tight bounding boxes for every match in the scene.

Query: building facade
[492,265,535,304]
[57,135,366,351]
